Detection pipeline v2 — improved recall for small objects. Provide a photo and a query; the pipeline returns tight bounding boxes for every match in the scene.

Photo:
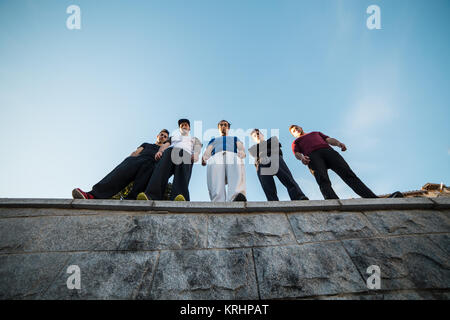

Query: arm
[155,142,171,160]
[130,147,144,157]
[191,137,202,163]
[295,152,310,165]
[326,137,347,151]
[201,144,214,166]
[236,141,246,159]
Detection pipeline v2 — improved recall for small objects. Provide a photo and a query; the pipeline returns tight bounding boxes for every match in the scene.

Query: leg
[325,149,378,198]
[308,149,339,199]
[145,148,174,200]
[90,156,144,199]
[207,153,226,202]
[125,160,155,200]
[225,152,246,202]
[276,157,307,200]
[257,165,279,201]
[170,149,193,201]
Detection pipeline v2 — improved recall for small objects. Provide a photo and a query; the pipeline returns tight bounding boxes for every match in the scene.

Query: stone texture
[0,198,73,209]
[364,210,450,236]
[71,199,154,211]
[0,252,72,299]
[246,200,341,212]
[342,236,450,291]
[41,251,158,299]
[339,198,434,211]
[253,243,366,299]
[0,215,133,253]
[207,214,295,248]
[288,211,377,243]
[118,214,208,250]
[149,249,258,299]
[431,197,450,209]
[426,234,450,255]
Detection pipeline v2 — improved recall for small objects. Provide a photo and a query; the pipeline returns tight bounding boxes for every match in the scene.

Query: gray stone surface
[288,211,378,243]
[364,210,450,236]
[118,214,208,250]
[207,214,296,248]
[0,252,71,299]
[153,201,246,213]
[246,200,341,212]
[342,236,450,291]
[71,199,154,211]
[426,234,450,255]
[253,243,366,299]
[0,215,133,253]
[149,249,259,299]
[339,198,435,211]
[0,198,73,209]
[41,251,158,299]
[431,197,450,209]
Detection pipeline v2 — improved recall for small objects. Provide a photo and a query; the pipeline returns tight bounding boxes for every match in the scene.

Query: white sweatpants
[207,151,246,202]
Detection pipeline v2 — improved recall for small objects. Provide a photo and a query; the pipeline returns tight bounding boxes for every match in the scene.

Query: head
[156,129,169,144]
[217,120,230,136]
[250,129,264,144]
[178,119,190,135]
[289,125,304,138]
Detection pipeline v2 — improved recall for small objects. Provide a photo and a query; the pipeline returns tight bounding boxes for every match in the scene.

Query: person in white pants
[202,120,247,202]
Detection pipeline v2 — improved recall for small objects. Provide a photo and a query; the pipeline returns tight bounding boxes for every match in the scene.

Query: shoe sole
[174,195,186,201]
[72,188,86,199]
[137,192,149,201]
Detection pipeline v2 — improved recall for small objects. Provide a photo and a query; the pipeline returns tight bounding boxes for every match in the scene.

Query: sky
[0,0,449,201]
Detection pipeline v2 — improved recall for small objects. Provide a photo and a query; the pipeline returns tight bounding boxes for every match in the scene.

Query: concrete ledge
[0,198,73,209]
[431,197,450,210]
[0,198,444,213]
[338,198,435,211]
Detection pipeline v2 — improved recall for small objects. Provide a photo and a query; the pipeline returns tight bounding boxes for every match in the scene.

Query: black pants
[257,156,307,201]
[144,147,193,201]
[308,148,378,200]
[90,156,156,199]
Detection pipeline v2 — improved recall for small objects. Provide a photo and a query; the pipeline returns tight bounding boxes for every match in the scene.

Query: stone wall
[0,197,449,300]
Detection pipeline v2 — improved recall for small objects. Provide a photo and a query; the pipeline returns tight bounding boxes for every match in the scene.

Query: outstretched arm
[326,137,347,152]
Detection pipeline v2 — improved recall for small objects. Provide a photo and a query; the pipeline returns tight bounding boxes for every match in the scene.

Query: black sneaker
[388,191,404,198]
[233,193,247,202]
[299,195,309,201]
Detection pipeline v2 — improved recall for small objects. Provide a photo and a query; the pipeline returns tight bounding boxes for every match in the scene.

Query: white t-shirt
[169,133,202,155]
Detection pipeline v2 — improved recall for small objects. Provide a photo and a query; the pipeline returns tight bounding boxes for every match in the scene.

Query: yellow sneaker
[137,192,149,200]
[174,194,186,201]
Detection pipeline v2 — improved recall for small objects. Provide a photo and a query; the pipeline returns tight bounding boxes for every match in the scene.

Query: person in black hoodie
[249,129,308,201]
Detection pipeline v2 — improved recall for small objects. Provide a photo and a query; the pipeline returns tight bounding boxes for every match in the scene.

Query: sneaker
[299,195,309,201]
[388,191,404,198]
[174,194,186,201]
[137,192,150,200]
[72,188,94,199]
[233,193,247,202]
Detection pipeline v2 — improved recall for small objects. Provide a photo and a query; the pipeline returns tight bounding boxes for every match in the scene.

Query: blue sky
[0,0,449,201]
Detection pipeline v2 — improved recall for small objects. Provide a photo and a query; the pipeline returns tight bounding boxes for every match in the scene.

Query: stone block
[207,214,296,248]
[253,243,366,299]
[288,211,378,243]
[149,249,259,299]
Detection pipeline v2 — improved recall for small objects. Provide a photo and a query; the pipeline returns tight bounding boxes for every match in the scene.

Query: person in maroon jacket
[289,125,378,200]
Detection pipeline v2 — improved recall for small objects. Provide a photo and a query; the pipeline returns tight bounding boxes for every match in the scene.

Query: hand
[191,154,199,163]
[237,151,246,159]
[301,155,310,165]
[155,151,163,161]
[339,143,347,152]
